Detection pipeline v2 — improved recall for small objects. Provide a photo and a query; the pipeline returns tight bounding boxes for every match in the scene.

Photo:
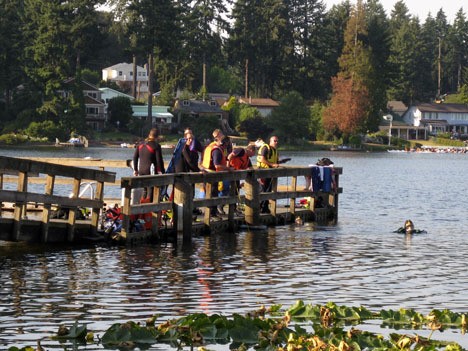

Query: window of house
[183,100,190,106]
[86,107,98,115]
[119,71,123,76]
[210,101,217,106]
[130,72,133,76]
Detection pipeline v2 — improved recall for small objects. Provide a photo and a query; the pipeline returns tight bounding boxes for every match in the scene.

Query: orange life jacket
[201,142,226,171]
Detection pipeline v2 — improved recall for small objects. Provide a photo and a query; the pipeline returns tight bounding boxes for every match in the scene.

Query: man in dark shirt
[133,128,165,200]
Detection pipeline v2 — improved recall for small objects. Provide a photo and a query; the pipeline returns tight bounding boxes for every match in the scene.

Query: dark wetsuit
[133,140,165,176]
[175,144,200,173]
[133,140,165,200]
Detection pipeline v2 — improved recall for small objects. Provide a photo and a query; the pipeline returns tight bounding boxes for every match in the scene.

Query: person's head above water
[404,219,414,234]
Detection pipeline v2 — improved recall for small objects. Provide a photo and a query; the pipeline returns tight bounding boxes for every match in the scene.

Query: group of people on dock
[132,127,290,218]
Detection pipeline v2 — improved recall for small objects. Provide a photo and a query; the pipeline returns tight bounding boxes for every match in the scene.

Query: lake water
[1,146,468,349]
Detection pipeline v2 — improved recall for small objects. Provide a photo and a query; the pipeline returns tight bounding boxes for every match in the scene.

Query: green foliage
[9,302,468,351]
[309,101,325,140]
[348,134,362,146]
[430,137,465,147]
[460,85,468,103]
[238,116,272,141]
[207,66,243,95]
[81,68,100,86]
[155,82,175,106]
[268,91,311,144]
[25,120,67,141]
[51,321,87,340]
[127,117,146,137]
[107,96,133,129]
[179,115,220,140]
[0,133,29,145]
[238,105,261,124]
[102,321,159,346]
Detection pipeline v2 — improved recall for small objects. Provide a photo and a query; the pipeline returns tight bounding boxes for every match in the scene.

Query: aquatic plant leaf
[428,309,465,325]
[287,300,321,318]
[51,321,87,340]
[102,323,132,343]
[101,322,157,344]
[229,325,260,344]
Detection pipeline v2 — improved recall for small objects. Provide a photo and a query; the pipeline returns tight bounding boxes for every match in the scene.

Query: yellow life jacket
[201,141,226,171]
[257,144,278,168]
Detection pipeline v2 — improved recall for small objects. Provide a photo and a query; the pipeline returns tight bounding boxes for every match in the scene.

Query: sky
[323,0,465,22]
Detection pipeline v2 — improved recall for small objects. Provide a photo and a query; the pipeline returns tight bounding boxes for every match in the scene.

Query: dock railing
[0,156,116,242]
[120,166,342,242]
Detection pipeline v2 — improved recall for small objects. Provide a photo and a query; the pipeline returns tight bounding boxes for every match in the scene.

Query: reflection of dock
[0,156,342,244]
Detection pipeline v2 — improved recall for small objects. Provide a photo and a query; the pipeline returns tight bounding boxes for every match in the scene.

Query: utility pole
[245,59,249,98]
[147,53,153,133]
[437,37,441,97]
[132,55,137,99]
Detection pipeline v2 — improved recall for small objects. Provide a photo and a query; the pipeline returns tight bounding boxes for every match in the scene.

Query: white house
[402,103,468,136]
[102,63,149,97]
[99,87,135,104]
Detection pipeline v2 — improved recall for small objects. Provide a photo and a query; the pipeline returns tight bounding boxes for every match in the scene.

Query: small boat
[55,137,88,147]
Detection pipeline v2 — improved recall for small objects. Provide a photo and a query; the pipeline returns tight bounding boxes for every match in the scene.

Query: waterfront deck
[0,156,342,244]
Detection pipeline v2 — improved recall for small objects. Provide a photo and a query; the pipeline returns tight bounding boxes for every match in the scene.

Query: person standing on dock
[212,129,232,201]
[257,136,290,213]
[227,144,256,214]
[133,128,165,200]
[175,131,201,173]
[201,136,233,218]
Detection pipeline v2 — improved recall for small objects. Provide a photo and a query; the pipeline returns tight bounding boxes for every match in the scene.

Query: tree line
[0,0,467,142]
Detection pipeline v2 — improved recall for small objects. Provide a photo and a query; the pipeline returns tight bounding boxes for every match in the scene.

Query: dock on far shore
[0,156,342,245]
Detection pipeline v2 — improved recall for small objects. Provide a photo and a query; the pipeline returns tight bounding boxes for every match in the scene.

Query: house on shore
[131,105,174,134]
[172,99,232,133]
[238,97,280,117]
[403,103,468,137]
[61,78,106,131]
[102,63,149,99]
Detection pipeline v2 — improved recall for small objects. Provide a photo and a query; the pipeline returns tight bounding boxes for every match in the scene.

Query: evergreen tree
[388,0,411,33]
[183,0,229,93]
[387,19,424,105]
[0,0,25,122]
[286,0,332,100]
[268,91,310,144]
[23,0,73,118]
[446,9,468,92]
[228,0,290,98]
[365,0,390,130]
[323,0,373,136]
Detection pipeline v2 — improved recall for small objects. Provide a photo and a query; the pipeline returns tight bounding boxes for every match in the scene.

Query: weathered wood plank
[0,156,116,183]
[0,190,102,208]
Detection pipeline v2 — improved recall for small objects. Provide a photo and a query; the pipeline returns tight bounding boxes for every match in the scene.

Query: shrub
[0,133,29,145]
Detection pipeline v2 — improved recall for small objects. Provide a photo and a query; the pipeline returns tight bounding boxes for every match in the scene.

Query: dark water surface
[1,147,468,349]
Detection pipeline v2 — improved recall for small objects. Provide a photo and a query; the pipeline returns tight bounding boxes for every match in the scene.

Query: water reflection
[2,149,468,348]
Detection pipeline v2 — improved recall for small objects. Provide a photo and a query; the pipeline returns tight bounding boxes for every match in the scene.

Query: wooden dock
[0,156,342,244]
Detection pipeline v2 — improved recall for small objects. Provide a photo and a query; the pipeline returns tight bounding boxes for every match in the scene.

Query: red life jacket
[229,152,250,170]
